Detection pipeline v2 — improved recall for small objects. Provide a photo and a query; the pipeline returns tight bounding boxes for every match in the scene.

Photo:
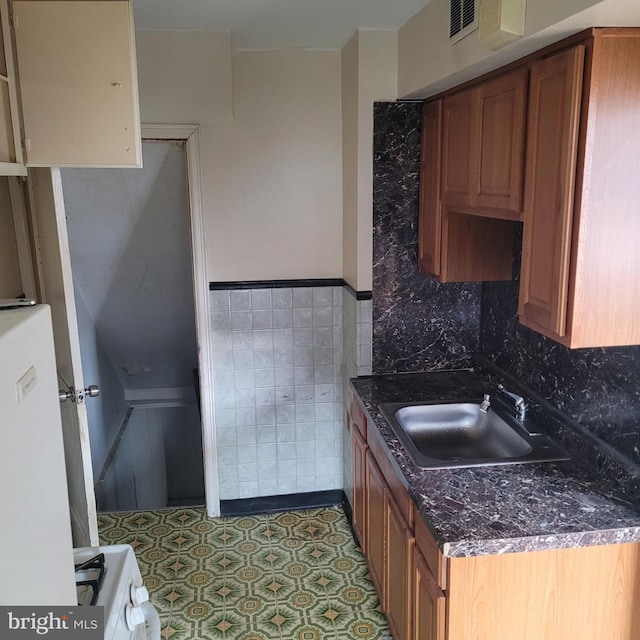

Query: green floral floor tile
[98,506,392,640]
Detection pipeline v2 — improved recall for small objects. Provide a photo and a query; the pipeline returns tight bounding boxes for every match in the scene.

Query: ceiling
[132,0,434,50]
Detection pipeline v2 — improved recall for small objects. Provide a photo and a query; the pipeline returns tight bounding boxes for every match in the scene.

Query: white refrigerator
[0,304,77,604]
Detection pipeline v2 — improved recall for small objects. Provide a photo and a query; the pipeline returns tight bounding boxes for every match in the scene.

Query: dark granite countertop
[350,370,640,558]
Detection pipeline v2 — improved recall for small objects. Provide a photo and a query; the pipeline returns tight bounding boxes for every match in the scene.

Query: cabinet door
[475,68,527,213]
[12,0,141,167]
[365,450,387,607]
[414,549,446,640]
[441,89,474,206]
[386,493,415,640]
[418,100,442,277]
[519,46,585,338]
[352,426,368,552]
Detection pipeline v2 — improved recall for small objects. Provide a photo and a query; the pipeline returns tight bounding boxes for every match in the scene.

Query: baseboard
[220,490,344,517]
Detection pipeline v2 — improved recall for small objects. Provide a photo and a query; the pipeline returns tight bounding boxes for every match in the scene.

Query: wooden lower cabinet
[351,396,640,640]
[365,450,386,604]
[351,427,367,552]
[414,549,446,640]
[386,494,415,640]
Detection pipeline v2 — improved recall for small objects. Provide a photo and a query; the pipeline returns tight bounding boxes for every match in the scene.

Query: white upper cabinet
[10,0,141,168]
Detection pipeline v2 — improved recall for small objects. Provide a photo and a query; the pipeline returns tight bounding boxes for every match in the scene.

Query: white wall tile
[272,289,292,309]
[293,308,313,328]
[258,462,277,480]
[234,350,255,370]
[256,407,276,425]
[235,388,256,408]
[275,368,295,387]
[237,463,258,482]
[211,290,230,311]
[231,290,251,311]
[232,311,252,330]
[292,288,313,308]
[236,408,256,428]
[253,329,274,350]
[273,309,293,329]
[255,368,275,388]
[232,331,253,350]
[313,287,333,307]
[256,426,276,444]
[234,369,255,389]
[238,482,259,498]
[212,311,232,330]
[254,349,275,369]
[212,350,234,371]
[273,328,294,348]
[277,477,297,494]
[211,285,349,501]
[257,443,276,462]
[293,328,313,347]
[252,309,273,329]
[251,289,272,310]
[274,348,294,368]
[275,386,295,405]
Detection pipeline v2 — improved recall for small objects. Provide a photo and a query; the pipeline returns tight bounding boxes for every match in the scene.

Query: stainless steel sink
[378,400,570,469]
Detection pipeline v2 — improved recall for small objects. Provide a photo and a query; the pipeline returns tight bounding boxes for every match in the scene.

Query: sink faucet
[479,394,491,412]
[497,384,527,421]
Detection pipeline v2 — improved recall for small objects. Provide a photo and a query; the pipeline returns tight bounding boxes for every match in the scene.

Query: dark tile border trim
[219,489,343,517]
[210,278,342,290]
[209,278,373,300]
[343,280,373,301]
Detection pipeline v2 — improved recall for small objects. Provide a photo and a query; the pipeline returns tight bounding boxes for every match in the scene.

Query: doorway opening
[61,135,210,512]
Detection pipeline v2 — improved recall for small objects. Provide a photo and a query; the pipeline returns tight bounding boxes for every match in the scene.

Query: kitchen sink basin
[378,400,570,470]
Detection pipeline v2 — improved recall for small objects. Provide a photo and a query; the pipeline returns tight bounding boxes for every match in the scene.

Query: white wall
[398,0,640,98]
[342,30,398,292]
[136,31,343,281]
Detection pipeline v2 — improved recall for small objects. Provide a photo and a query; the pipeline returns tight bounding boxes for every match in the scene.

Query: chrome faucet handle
[497,384,527,421]
[479,393,491,412]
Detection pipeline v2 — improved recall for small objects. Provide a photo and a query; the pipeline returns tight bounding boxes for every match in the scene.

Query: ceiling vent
[450,0,478,43]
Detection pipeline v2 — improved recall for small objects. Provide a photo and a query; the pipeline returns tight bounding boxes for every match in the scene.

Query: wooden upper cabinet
[12,0,142,168]
[475,68,527,213]
[419,96,515,283]
[519,46,585,339]
[441,68,526,218]
[441,89,474,207]
[520,29,640,348]
[418,100,442,277]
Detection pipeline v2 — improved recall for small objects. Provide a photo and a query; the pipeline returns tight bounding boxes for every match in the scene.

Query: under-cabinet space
[438,209,514,282]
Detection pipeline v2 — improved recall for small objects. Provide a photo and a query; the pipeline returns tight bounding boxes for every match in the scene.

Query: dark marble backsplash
[372,102,481,374]
[481,225,640,466]
[371,101,640,469]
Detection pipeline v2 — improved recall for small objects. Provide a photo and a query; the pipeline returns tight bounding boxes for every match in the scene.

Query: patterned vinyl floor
[98,506,391,640]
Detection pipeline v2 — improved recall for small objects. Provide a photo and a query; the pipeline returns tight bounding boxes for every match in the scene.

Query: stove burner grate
[74,553,106,606]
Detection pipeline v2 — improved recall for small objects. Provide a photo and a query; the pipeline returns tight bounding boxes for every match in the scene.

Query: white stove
[74,545,160,640]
